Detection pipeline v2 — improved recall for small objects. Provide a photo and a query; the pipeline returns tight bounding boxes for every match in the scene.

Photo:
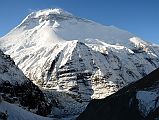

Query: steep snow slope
[77,68,159,120]
[0,8,159,117]
[0,50,26,84]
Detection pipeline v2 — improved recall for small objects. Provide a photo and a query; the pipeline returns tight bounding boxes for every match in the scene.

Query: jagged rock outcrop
[0,50,52,116]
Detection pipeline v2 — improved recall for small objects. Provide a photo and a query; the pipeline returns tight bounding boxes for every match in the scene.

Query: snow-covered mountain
[77,67,159,120]
[0,8,159,117]
[0,50,51,117]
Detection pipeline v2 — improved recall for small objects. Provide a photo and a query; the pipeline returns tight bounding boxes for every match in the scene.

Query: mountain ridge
[0,49,52,117]
[77,68,159,120]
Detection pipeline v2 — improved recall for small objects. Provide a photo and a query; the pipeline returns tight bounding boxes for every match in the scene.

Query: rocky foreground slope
[0,8,159,117]
[0,49,52,118]
[77,68,159,120]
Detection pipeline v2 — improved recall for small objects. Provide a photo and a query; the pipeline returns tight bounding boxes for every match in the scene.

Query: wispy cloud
[27,8,37,13]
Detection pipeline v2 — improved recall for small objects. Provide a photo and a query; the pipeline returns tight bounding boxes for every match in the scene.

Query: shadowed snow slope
[0,8,159,118]
[0,101,52,120]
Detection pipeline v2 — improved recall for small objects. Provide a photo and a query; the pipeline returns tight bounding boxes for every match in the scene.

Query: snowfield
[0,101,52,120]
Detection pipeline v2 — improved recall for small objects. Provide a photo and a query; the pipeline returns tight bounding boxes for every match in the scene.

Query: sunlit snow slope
[0,8,159,117]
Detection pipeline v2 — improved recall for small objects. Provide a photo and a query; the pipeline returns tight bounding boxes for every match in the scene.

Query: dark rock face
[0,50,52,116]
[77,68,159,120]
[0,111,8,120]
[0,81,52,116]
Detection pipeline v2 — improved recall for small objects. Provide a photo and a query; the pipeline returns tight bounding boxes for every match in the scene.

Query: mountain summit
[1,8,135,46]
[0,8,159,118]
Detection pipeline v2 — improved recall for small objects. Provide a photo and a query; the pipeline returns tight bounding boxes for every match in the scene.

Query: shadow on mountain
[0,50,52,116]
[77,68,159,120]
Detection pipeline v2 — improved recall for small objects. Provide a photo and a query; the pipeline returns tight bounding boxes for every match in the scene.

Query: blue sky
[0,0,159,44]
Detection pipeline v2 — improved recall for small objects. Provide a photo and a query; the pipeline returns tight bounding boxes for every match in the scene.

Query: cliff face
[77,68,159,120]
[0,50,52,116]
